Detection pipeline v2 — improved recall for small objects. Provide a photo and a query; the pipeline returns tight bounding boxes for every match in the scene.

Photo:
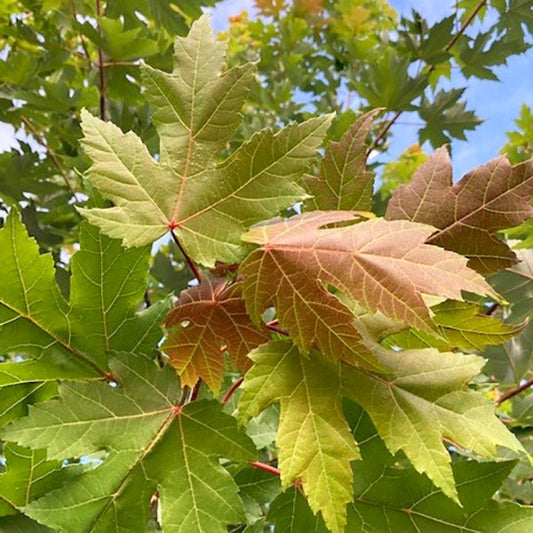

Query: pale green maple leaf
[78,15,332,266]
[239,340,358,533]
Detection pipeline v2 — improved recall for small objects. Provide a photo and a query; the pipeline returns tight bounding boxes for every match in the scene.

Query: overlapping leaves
[240,210,495,371]
[267,405,533,533]
[79,15,332,266]
[239,340,523,532]
[1,353,256,533]
[0,211,168,395]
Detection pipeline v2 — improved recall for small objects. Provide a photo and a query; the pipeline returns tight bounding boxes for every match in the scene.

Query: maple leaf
[240,339,523,529]
[78,15,332,266]
[1,352,257,533]
[162,276,269,392]
[240,211,495,370]
[267,405,533,533]
[0,212,169,428]
[418,89,481,148]
[0,443,84,517]
[383,300,525,351]
[305,110,380,211]
[386,146,533,274]
[239,340,358,533]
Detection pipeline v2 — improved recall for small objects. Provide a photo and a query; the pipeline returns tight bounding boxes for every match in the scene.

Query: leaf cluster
[0,10,533,533]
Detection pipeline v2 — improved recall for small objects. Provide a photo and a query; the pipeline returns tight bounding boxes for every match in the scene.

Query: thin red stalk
[221,377,244,405]
[249,461,280,476]
[366,0,487,154]
[178,386,190,408]
[496,378,533,406]
[96,0,106,120]
[189,379,202,402]
[170,230,202,283]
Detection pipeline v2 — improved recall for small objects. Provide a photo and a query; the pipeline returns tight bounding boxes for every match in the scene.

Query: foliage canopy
[0,2,533,532]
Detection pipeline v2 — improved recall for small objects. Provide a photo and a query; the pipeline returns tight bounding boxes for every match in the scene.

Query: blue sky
[0,1,531,179]
[208,0,533,177]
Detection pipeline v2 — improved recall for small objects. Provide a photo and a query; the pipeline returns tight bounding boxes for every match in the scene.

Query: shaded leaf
[346,403,533,532]
[485,322,533,385]
[418,89,481,148]
[489,248,533,323]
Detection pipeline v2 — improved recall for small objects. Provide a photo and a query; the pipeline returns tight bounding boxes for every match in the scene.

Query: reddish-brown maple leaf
[240,211,496,371]
[386,147,533,274]
[163,277,268,391]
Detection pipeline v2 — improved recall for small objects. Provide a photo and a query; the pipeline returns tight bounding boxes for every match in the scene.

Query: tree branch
[496,378,533,406]
[189,379,202,402]
[366,0,488,155]
[96,0,106,120]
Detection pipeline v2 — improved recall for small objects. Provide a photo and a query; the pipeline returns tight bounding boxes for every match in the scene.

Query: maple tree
[0,5,533,533]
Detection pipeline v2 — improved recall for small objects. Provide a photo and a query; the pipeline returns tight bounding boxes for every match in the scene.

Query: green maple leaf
[0,211,169,423]
[240,211,495,370]
[1,352,257,533]
[78,15,332,266]
[383,300,525,351]
[485,323,533,386]
[418,89,481,148]
[239,340,358,533]
[0,443,83,514]
[239,339,523,530]
[267,404,533,532]
[305,110,380,211]
[457,32,530,81]
[346,403,533,532]
[386,147,533,274]
[488,247,533,322]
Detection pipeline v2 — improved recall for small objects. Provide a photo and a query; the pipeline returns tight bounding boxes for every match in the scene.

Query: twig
[102,60,139,67]
[366,0,488,155]
[96,0,106,120]
[221,377,244,405]
[170,230,202,283]
[249,461,281,476]
[495,378,533,406]
[143,289,152,308]
[21,116,80,203]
